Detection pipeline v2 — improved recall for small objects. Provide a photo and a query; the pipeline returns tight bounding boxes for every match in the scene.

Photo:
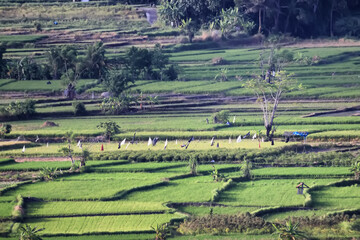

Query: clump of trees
[124,44,179,81]
[159,0,360,38]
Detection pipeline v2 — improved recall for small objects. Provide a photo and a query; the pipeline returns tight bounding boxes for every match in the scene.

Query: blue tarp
[293,132,309,137]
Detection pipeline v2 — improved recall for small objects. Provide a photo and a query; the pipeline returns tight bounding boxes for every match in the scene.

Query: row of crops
[0,158,359,239]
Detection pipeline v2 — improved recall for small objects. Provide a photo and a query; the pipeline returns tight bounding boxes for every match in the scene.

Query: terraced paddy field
[0,157,359,239]
[1,1,360,239]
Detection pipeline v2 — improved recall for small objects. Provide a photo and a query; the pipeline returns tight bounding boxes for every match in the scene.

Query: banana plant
[272,219,307,240]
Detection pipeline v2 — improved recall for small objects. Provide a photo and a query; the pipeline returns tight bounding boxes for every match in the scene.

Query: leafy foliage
[0,100,36,120]
[0,123,11,137]
[100,93,136,114]
[188,157,198,175]
[272,219,307,240]
[102,70,134,97]
[96,120,120,140]
[80,148,90,167]
[72,101,87,116]
[350,161,360,180]
[212,110,230,123]
[213,7,254,38]
[151,223,168,240]
[19,224,44,240]
[39,167,58,181]
[178,18,196,43]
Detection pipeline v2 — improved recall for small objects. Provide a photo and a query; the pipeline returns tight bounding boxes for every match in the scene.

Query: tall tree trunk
[258,8,262,33]
[330,0,335,37]
[284,13,290,33]
[272,0,280,33]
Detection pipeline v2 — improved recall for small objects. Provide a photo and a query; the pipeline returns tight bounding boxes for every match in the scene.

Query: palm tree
[19,224,44,240]
[272,219,307,240]
[151,223,168,240]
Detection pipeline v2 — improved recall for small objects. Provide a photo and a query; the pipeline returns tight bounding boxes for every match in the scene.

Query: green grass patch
[217,179,340,207]
[0,201,13,218]
[3,178,161,201]
[123,176,223,203]
[41,233,155,240]
[252,167,351,178]
[312,185,360,210]
[27,201,170,217]
[0,79,94,92]
[263,209,330,221]
[24,213,184,235]
[0,160,125,171]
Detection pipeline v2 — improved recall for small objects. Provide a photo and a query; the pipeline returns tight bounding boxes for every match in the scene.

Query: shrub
[72,101,87,116]
[212,110,230,123]
[0,100,36,120]
[178,213,272,235]
[0,123,11,137]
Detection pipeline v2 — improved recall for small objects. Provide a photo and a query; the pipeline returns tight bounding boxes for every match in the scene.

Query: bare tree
[244,47,299,143]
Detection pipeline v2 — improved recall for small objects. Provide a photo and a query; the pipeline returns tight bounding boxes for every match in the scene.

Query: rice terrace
[1,0,360,239]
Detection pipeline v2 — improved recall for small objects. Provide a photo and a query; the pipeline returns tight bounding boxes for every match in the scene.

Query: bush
[72,101,87,116]
[0,100,36,120]
[0,123,11,137]
[163,64,179,81]
[212,110,230,123]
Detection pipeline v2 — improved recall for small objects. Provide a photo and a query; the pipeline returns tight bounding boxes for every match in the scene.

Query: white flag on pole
[210,137,214,146]
[164,139,168,150]
[148,137,152,146]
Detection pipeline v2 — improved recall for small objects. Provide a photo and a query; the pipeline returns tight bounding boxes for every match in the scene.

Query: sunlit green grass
[0,202,13,218]
[252,167,351,177]
[27,201,170,217]
[123,175,223,203]
[312,185,360,210]
[217,179,340,207]
[3,177,161,200]
[0,160,124,171]
[24,213,184,235]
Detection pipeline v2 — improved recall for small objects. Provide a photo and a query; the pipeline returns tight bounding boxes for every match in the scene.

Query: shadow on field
[319,51,360,65]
